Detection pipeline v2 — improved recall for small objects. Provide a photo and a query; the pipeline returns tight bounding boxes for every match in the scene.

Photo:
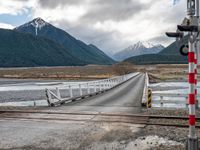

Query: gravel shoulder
[0,107,192,150]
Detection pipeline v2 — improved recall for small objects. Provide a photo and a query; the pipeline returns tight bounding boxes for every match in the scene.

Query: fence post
[94,82,97,93]
[45,89,52,106]
[87,83,90,94]
[69,85,73,98]
[56,87,61,99]
[99,82,102,91]
[79,84,82,96]
[109,80,111,88]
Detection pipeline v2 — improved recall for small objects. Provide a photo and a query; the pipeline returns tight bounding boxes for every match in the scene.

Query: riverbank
[0,64,195,82]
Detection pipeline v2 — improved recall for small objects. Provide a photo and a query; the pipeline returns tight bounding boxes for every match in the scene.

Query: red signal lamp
[180,44,189,56]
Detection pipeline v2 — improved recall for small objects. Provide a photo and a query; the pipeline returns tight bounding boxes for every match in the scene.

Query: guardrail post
[45,89,52,106]
[79,84,82,96]
[103,82,106,90]
[69,85,73,98]
[87,83,90,94]
[109,80,111,88]
[105,80,108,89]
[160,96,163,107]
[94,82,97,92]
[147,88,152,108]
[99,83,102,91]
[56,87,61,99]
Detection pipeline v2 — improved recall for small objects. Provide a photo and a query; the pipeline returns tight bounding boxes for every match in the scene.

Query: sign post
[166,0,199,149]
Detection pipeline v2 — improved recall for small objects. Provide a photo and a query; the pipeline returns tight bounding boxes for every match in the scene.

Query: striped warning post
[194,51,198,109]
[147,88,152,108]
[188,42,197,139]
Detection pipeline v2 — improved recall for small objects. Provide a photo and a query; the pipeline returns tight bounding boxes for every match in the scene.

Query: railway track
[0,110,199,128]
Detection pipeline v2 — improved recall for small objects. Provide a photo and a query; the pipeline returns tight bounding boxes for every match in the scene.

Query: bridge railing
[152,92,200,108]
[45,73,138,106]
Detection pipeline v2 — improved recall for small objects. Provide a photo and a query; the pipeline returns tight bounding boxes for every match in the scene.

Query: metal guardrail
[152,92,200,108]
[45,73,138,107]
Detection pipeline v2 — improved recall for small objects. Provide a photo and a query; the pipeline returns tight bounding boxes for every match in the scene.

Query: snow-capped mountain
[15,17,49,36]
[113,41,165,61]
[14,18,115,65]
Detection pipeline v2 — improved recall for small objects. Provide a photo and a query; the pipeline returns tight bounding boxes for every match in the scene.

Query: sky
[0,0,187,54]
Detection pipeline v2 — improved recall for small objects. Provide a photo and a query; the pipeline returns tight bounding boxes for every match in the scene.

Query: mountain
[124,37,188,64]
[113,41,164,61]
[15,18,115,65]
[0,29,85,67]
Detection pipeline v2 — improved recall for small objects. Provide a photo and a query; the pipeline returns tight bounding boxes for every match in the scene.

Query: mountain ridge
[113,41,164,61]
[124,37,188,64]
[15,18,115,65]
[0,28,86,67]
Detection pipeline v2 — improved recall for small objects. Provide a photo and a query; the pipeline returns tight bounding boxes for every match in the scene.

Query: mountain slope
[0,29,85,67]
[113,41,164,61]
[124,38,188,64]
[15,18,115,65]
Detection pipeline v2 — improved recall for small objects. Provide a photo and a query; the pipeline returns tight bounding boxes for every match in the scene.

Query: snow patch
[15,17,48,36]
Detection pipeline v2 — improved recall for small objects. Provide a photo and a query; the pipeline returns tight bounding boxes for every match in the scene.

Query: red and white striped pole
[194,43,198,109]
[187,37,198,149]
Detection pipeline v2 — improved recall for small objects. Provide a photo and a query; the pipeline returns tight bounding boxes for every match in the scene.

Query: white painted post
[69,85,73,98]
[99,82,102,91]
[79,84,82,96]
[87,83,90,94]
[56,87,61,99]
[108,80,111,88]
[94,82,97,93]
[103,81,106,90]
[105,80,108,89]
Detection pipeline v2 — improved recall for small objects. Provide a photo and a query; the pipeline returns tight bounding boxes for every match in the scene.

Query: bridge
[0,72,191,149]
[44,72,146,114]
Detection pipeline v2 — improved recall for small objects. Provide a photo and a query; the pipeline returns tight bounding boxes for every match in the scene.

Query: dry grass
[0,64,197,82]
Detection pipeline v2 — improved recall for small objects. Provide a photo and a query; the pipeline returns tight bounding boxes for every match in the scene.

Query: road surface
[54,73,145,114]
[0,73,146,150]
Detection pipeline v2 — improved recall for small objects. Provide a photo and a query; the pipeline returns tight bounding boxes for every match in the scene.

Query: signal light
[177,25,199,32]
[166,32,184,38]
[180,44,189,56]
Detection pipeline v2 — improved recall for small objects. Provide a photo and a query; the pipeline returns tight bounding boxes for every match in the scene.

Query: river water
[0,80,197,108]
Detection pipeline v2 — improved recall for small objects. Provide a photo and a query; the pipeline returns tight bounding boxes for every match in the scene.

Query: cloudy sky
[0,0,187,54]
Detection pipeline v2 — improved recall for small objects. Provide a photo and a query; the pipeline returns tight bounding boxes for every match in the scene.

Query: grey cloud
[38,0,85,8]
[35,0,174,52]
[57,20,127,52]
[149,35,174,46]
[81,0,150,22]
[15,0,29,1]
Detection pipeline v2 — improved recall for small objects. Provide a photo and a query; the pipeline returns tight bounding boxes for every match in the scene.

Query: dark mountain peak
[32,17,48,26]
[14,18,114,65]
[15,17,50,35]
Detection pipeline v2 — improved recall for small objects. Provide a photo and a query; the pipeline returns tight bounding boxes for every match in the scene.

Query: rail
[45,73,138,106]
[1,110,200,128]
